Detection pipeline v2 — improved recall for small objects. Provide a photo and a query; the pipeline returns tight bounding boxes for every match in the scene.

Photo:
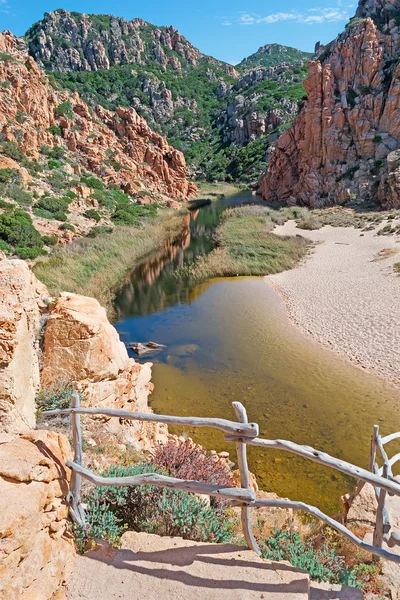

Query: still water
[114,191,400,514]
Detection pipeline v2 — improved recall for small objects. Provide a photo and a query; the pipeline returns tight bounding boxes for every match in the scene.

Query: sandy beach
[268,221,400,386]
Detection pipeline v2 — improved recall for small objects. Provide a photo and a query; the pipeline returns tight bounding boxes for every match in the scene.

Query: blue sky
[1,0,357,64]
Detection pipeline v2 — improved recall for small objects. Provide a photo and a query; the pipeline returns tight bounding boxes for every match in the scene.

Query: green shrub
[16,110,27,124]
[54,101,74,120]
[48,159,61,170]
[262,523,358,587]
[35,196,71,214]
[0,141,24,161]
[111,203,158,226]
[47,125,62,137]
[0,209,43,251]
[80,175,104,190]
[83,209,101,222]
[0,52,15,63]
[88,225,113,237]
[0,239,12,255]
[73,462,234,552]
[15,245,46,260]
[40,144,65,159]
[6,184,32,206]
[36,385,74,413]
[0,168,20,183]
[42,234,58,246]
[59,222,75,231]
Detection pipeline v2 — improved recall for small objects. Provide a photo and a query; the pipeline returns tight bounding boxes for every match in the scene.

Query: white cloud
[222,20,233,26]
[229,4,351,27]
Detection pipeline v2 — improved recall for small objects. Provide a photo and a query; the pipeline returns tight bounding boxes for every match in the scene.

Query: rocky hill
[260,0,400,208]
[0,31,195,259]
[24,9,311,182]
[240,43,312,69]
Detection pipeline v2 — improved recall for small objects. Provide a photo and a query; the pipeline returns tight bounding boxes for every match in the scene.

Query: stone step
[66,532,363,600]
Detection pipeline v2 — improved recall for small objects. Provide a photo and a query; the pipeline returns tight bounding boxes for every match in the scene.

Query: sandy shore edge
[266,220,400,388]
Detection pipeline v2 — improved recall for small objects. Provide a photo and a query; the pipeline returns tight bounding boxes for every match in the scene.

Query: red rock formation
[260,2,400,208]
[0,31,196,202]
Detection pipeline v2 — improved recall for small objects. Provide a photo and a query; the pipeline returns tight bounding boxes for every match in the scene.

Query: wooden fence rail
[43,400,400,564]
[369,424,400,550]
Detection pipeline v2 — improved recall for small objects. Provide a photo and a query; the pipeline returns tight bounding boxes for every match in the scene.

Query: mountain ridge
[23,9,312,182]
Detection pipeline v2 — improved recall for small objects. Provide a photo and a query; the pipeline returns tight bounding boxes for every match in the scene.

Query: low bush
[54,101,74,120]
[0,168,20,183]
[36,385,74,413]
[0,208,44,256]
[42,234,58,246]
[0,141,25,162]
[111,202,158,226]
[0,239,12,255]
[73,462,234,552]
[262,522,358,587]
[35,196,71,215]
[47,125,62,137]
[80,175,104,190]
[83,209,101,222]
[87,225,113,237]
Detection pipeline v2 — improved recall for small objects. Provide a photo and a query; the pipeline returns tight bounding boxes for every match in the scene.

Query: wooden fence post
[373,462,388,551]
[232,402,261,556]
[68,392,86,527]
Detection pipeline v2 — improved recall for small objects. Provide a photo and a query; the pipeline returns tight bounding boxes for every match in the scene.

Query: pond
[114,191,400,514]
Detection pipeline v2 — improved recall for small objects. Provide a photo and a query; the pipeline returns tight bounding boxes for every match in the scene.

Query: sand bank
[268,221,400,386]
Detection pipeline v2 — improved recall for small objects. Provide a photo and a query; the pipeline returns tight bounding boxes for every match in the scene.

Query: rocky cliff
[0,30,196,255]
[260,0,400,208]
[23,10,311,182]
[0,253,168,598]
[0,30,194,200]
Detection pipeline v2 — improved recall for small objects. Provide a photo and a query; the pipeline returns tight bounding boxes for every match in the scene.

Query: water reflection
[114,191,258,318]
[114,192,400,513]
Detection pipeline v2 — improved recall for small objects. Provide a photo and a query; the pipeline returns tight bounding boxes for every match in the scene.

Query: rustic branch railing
[369,424,400,550]
[43,401,400,564]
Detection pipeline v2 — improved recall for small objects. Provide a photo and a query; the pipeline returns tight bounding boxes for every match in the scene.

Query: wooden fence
[43,394,400,563]
[369,424,400,550]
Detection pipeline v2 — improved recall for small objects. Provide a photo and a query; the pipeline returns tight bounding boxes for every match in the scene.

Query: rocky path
[66,532,363,600]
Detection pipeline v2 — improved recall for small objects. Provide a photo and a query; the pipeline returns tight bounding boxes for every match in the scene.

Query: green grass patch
[177,205,310,284]
[33,210,183,316]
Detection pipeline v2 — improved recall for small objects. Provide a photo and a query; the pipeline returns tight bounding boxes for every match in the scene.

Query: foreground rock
[41,292,166,449]
[261,1,400,208]
[0,430,74,600]
[0,260,48,433]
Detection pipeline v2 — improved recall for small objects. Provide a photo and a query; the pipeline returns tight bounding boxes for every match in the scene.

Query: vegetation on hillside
[239,43,313,69]
[33,209,184,315]
[25,11,311,182]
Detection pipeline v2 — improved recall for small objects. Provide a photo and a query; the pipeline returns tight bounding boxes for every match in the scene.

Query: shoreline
[267,220,400,388]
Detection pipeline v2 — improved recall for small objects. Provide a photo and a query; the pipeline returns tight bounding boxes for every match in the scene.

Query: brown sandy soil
[66,532,362,600]
[267,221,400,386]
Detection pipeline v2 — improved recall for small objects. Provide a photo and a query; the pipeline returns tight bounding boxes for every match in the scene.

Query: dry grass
[373,247,399,261]
[177,205,310,284]
[33,211,183,316]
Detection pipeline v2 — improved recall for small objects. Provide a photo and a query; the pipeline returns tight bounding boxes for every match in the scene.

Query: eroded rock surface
[261,0,400,208]
[0,30,196,203]
[0,260,48,433]
[41,292,166,449]
[0,430,74,600]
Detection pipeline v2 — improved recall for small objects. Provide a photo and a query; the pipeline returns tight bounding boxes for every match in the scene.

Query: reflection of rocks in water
[136,213,191,286]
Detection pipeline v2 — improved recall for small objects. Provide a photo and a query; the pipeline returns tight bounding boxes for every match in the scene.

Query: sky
[0,0,357,65]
